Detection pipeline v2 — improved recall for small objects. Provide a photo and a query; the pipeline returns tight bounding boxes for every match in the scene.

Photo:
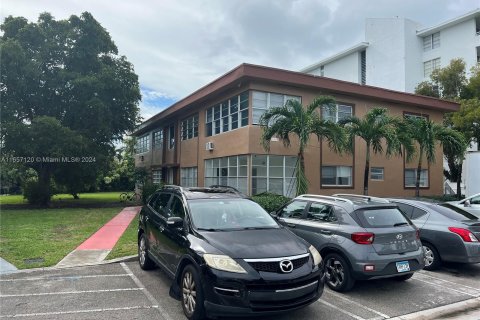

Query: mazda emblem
[279,260,293,273]
[396,234,403,240]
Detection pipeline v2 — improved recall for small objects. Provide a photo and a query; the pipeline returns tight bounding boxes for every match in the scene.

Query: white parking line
[1,288,143,298]
[326,290,391,319]
[417,271,480,294]
[0,274,130,282]
[412,277,478,297]
[317,299,367,320]
[0,306,158,318]
[120,263,174,320]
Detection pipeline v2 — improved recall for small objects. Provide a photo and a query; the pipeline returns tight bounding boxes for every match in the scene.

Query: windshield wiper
[238,226,277,230]
[393,222,409,227]
[196,228,224,232]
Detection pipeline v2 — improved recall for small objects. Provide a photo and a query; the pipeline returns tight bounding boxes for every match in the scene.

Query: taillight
[351,232,375,244]
[448,227,478,242]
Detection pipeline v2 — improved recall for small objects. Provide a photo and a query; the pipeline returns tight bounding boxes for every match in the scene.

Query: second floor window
[136,134,150,154]
[423,32,440,51]
[322,104,352,123]
[181,115,198,140]
[168,124,175,149]
[424,58,441,78]
[252,91,301,124]
[153,130,163,149]
[206,92,248,136]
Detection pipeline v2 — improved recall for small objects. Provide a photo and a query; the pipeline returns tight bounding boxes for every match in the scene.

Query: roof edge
[417,8,480,36]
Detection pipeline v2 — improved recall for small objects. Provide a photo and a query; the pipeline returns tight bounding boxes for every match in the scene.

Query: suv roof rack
[208,185,240,192]
[332,193,390,204]
[162,185,185,193]
[297,194,354,205]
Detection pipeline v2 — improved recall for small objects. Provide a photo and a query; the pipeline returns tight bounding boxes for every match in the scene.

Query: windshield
[428,203,478,221]
[188,199,279,230]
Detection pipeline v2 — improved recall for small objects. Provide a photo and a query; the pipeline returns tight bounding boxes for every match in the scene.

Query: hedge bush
[251,192,291,213]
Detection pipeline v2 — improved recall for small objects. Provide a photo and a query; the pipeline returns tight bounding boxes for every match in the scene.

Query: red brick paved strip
[77,207,140,250]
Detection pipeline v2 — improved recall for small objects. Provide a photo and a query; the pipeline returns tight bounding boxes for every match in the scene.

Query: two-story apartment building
[301,8,480,93]
[133,63,458,197]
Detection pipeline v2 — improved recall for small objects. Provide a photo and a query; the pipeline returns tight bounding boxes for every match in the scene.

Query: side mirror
[270,211,279,219]
[167,217,184,228]
[464,200,471,207]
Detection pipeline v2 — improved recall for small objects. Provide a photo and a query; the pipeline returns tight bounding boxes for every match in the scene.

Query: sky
[2,0,479,121]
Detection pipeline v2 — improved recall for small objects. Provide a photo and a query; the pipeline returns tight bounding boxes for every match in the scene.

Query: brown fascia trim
[133,63,459,136]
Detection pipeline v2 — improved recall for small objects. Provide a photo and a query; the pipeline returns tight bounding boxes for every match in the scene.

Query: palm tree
[405,117,466,197]
[338,108,412,196]
[259,96,345,196]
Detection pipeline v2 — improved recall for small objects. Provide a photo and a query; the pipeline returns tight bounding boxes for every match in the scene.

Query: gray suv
[272,194,425,292]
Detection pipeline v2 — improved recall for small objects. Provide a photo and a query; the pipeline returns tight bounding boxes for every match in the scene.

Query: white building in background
[301,8,480,93]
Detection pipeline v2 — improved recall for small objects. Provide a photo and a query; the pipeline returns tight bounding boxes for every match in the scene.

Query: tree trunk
[296,151,308,196]
[415,149,423,198]
[364,143,370,196]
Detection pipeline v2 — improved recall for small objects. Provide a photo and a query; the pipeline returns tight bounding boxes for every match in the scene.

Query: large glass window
[251,155,297,197]
[181,167,197,187]
[321,166,352,187]
[205,155,248,194]
[168,124,175,149]
[206,92,248,136]
[322,104,352,123]
[153,130,163,149]
[424,58,441,77]
[136,134,150,154]
[370,167,384,181]
[405,169,428,187]
[252,91,301,124]
[423,32,440,51]
[152,170,162,184]
[181,115,198,141]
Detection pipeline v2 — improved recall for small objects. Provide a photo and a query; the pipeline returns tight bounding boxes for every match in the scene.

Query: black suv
[138,186,324,320]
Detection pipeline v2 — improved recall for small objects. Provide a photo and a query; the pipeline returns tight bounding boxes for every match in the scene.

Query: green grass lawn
[0,207,122,269]
[0,192,127,206]
[106,214,138,260]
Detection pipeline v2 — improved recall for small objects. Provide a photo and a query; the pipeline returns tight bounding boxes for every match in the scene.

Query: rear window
[427,203,478,221]
[355,207,411,228]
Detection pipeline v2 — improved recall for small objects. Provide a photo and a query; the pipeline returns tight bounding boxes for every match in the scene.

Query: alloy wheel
[139,237,146,266]
[423,245,434,267]
[325,257,345,287]
[182,271,197,316]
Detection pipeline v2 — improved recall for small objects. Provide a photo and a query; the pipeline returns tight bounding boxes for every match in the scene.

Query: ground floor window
[321,166,352,187]
[370,167,384,181]
[251,154,296,197]
[181,167,197,187]
[152,170,162,185]
[404,169,429,187]
[205,155,248,194]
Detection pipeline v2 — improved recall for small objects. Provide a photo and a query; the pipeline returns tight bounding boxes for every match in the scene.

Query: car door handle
[320,230,332,235]
[287,223,296,228]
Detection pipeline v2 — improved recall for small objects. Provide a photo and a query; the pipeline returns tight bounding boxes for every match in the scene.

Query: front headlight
[309,245,322,266]
[203,254,247,273]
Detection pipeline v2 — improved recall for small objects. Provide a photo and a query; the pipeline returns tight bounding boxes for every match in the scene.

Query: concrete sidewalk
[56,206,140,268]
[0,257,17,275]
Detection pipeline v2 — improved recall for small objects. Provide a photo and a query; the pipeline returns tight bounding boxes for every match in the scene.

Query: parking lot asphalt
[1,261,479,320]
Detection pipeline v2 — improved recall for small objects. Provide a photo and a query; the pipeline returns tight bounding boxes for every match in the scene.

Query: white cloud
[2,0,478,102]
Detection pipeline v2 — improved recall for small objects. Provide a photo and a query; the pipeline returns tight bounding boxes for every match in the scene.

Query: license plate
[396,261,410,273]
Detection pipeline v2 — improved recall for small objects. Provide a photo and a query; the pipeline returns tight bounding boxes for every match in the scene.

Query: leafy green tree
[259,96,345,196]
[338,108,413,195]
[0,12,141,205]
[405,117,465,198]
[102,137,138,191]
[451,98,480,150]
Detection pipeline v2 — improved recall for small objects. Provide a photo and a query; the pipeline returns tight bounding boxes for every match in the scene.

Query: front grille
[248,256,309,273]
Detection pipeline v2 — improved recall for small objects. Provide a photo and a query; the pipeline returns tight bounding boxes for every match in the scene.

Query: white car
[447,193,480,218]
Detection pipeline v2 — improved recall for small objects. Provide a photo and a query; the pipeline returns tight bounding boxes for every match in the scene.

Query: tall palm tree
[338,108,412,196]
[405,117,466,197]
[259,96,345,196]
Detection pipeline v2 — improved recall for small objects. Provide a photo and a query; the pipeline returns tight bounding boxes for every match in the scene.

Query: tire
[138,233,155,270]
[324,253,355,292]
[393,273,414,281]
[422,242,441,271]
[181,265,206,320]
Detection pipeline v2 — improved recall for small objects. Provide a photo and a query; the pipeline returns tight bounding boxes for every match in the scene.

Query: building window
[251,155,297,197]
[423,32,440,51]
[252,91,302,124]
[206,92,248,137]
[321,166,352,187]
[152,170,162,184]
[153,130,163,149]
[370,167,384,181]
[405,169,429,187]
[404,113,427,120]
[181,115,198,141]
[168,124,175,149]
[360,50,366,85]
[136,134,150,154]
[322,104,352,123]
[205,155,248,194]
[320,65,325,77]
[181,167,197,187]
[424,58,441,78]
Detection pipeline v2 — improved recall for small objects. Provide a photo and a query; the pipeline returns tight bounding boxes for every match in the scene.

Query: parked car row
[137,186,480,320]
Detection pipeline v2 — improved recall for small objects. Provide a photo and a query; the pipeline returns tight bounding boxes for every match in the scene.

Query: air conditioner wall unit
[205,142,215,151]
